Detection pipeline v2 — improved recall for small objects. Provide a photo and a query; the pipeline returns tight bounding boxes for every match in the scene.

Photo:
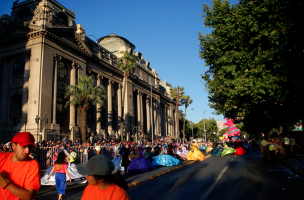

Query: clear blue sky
[0,0,239,123]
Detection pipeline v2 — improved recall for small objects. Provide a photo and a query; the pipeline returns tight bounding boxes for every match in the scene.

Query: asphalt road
[128,149,303,200]
[36,148,303,200]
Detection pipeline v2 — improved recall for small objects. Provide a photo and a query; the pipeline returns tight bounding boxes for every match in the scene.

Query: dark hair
[55,151,66,164]
[93,173,128,191]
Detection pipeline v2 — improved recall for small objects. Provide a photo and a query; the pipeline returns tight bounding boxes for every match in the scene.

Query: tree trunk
[80,108,87,144]
[120,74,127,141]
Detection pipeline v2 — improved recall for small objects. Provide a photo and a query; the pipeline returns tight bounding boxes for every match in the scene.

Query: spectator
[0,132,41,199]
[76,155,129,200]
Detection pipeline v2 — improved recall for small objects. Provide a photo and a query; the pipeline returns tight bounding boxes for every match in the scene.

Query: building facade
[0,0,178,143]
[217,121,225,132]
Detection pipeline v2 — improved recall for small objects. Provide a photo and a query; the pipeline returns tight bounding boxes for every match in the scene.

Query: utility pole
[191,108,194,139]
[203,111,206,142]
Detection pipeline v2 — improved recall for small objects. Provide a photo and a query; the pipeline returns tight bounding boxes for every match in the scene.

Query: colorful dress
[234,147,247,155]
[41,163,86,186]
[152,151,181,167]
[112,156,131,171]
[221,145,236,156]
[186,142,205,161]
[128,150,154,173]
[211,146,222,156]
[206,145,213,153]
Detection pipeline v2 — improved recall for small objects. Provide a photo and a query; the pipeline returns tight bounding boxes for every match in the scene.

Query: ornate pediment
[46,28,92,56]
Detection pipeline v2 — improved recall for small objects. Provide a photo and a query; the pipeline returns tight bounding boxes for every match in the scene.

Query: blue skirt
[152,154,180,167]
[55,173,66,194]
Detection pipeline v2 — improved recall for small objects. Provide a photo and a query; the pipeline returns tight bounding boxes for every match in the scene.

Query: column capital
[118,83,122,88]
[54,53,62,61]
[108,79,113,85]
[72,61,79,69]
[97,74,103,80]
[86,67,92,74]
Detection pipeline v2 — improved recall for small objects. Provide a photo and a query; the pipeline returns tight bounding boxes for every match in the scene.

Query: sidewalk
[277,156,304,177]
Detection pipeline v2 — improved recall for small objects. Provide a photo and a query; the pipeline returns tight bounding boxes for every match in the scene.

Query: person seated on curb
[76,155,129,200]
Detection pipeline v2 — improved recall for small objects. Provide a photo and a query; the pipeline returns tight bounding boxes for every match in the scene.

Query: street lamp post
[191,108,194,139]
[203,111,206,142]
[151,85,154,143]
[35,115,48,143]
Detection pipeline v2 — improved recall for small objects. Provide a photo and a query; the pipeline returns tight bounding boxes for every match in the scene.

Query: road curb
[128,154,211,188]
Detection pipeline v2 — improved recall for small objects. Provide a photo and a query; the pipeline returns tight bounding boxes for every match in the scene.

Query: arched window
[12,58,25,77]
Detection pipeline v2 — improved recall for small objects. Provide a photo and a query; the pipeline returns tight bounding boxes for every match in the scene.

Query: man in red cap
[0,132,41,199]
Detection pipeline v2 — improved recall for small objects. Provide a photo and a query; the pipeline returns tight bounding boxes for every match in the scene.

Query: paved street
[36,149,303,200]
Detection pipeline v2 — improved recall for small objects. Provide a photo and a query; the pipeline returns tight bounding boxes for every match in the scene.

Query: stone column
[117,84,122,137]
[156,98,161,136]
[52,55,61,124]
[146,97,150,135]
[154,100,157,137]
[137,91,141,126]
[165,106,168,136]
[20,51,31,125]
[107,80,113,136]
[96,74,102,135]
[69,61,77,127]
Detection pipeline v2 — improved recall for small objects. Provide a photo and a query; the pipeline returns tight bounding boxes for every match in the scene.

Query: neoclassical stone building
[0,0,178,143]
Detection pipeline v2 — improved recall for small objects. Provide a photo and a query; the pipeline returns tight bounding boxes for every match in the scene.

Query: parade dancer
[186,140,205,161]
[47,152,71,200]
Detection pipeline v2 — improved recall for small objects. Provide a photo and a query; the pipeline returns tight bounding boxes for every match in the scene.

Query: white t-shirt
[84,148,88,155]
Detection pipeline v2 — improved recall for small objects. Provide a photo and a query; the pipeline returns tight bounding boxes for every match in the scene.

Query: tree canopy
[117,51,137,141]
[199,0,304,135]
[65,75,106,142]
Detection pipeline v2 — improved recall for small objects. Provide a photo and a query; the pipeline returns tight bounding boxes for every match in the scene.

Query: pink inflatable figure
[223,118,240,137]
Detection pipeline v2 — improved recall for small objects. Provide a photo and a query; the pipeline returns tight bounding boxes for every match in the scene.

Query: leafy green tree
[199,0,304,135]
[193,118,218,141]
[218,127,229,136]
[171,86,185,140]
[65,75,106,142]
[117,51,137,141]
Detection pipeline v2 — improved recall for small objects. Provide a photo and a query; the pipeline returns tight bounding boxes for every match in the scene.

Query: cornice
[44,31,92,57]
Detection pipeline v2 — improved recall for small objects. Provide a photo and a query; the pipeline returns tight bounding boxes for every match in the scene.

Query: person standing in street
[261,137,269,159]
[0,132,41,200]
[69,148,77,164]
[47,151,72,200]
[119,144,130,176]
[283,134,291,158]
[268,140,276,163]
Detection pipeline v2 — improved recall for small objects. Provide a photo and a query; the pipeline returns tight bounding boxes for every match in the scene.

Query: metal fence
[34,145,120,169]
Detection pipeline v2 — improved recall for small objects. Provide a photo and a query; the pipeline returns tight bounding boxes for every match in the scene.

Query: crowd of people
[1,130,303,200]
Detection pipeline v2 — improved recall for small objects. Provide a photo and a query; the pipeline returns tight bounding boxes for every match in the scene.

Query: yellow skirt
[206,147,213,153]
[186,149,205,161]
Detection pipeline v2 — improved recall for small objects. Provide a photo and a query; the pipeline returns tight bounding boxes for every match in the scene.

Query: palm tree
[117,51,137,141]
[65,75,106,143]
[181,95,192,143]
[171,86,185,140]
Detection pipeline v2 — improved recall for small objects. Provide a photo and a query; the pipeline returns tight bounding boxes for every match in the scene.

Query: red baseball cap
[12,132,35,147]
